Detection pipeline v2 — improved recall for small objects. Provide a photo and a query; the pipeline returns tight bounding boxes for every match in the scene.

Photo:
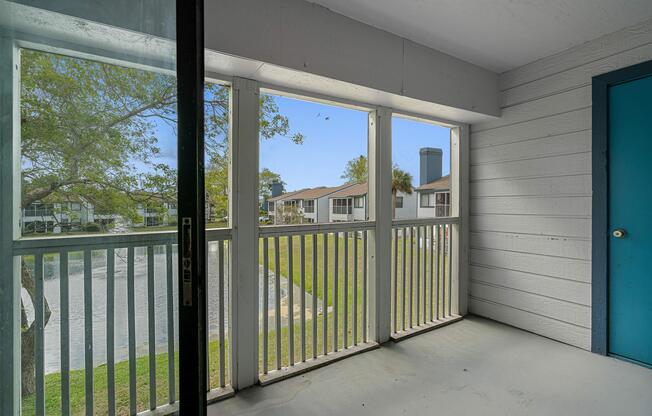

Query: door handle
[612,229,626,238]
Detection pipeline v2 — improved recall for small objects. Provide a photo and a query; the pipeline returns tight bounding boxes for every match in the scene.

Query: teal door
[608,74,652,367]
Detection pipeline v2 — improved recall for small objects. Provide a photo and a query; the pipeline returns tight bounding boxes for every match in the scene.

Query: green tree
[276,203,304,225]
[391,167,414,219]
[340,156,413,218]
[205,166,284,222]
[19,49,302,395]
[205,158,229,222]
[341,155,367,184]
[259,168,285,204]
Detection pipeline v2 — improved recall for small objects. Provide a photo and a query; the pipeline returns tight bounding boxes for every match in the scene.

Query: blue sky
[261,95,451,191]
[145,93,451,191]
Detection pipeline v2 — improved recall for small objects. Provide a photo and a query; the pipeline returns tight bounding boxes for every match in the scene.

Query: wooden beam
[368,107,393,343]
[0,37,21,416]
[229,77,260,389]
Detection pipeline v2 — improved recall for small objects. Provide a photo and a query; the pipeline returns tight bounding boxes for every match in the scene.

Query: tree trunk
[20,260,51,397]
[21,298,36,397]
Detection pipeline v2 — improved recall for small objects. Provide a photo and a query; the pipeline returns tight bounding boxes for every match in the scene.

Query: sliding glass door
[0,1,216,414]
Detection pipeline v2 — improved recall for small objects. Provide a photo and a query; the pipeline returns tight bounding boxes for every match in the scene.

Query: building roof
[329,182,368,198]
[267,189,306,202]
[290,184,354,200]
[272,177,434,202]
[416,175,450,191]
[269,184,356,202]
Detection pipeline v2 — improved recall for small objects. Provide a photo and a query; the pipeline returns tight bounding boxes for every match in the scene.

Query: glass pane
[259,93,368,225]
[257,93,370,375]
[1,3,179,415]
[20,49,178,236]
[392,117,451,219]
[204,81,232,389]
[390,116,453,333]
[205,82,231,228]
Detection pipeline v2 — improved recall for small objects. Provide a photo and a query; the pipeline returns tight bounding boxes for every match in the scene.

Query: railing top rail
[391,217,458,227]
[259,220,375,237]
[14,217,455,253]
[206,228,233,241]
[12,227,232,255]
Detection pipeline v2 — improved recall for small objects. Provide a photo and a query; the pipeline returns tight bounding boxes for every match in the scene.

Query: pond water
[22,245,321,374]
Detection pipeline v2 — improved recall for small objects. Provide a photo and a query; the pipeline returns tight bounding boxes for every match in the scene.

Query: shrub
[83,222,102,232]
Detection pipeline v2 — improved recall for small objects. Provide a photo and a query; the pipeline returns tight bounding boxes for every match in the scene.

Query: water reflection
[23,244,321,374]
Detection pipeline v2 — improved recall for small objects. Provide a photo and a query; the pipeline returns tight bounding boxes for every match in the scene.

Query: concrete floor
[208,316,652,416]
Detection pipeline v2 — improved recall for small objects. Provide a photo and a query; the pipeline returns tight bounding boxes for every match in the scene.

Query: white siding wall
[302,211,316,222]
[469,18,652,350]
[316,196,330,223]
[417,191,435,219]
[205,0,499,118]
[352,206,366,221]
[393,191,417,219]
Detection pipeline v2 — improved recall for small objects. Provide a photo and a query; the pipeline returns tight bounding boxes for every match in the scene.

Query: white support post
[229,77,260,389]
[450,125,469,316]
[0,38,21,416]
[367,106,392,343]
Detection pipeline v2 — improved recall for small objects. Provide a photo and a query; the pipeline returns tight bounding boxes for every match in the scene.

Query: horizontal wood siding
[469,18,652,350]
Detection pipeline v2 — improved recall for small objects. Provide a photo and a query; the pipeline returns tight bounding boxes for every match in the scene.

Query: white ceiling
[309,0,652,73]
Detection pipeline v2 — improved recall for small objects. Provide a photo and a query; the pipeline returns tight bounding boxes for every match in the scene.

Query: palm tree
[392,167,413,219]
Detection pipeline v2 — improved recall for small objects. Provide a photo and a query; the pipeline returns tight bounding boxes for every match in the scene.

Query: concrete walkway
[209,316,652,416]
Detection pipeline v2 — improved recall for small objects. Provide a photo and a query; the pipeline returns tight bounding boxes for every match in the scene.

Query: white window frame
[332,198,352,215]
[392,112,468,319]
[435,191,451,217]
[420,191,435,208]
[303,199,315,213]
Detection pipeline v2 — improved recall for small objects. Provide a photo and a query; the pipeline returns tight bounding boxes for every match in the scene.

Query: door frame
[591,59,652,355]
[176,0,208,413]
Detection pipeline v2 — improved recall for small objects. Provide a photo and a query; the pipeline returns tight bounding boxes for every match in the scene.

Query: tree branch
[21,178,90,209]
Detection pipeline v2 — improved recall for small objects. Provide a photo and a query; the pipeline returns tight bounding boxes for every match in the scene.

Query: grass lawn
[258,233,367,306]
[22,339,229,416]
[24,313,356,415]
[258,231,452,328]
[258,233,370,369]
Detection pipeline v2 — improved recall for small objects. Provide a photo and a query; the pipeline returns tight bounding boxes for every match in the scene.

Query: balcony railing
[257,221,377,384]
[390,218,461,339]
[13,228,233,416]
[12,217,459,414]
[435,205,451,218]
